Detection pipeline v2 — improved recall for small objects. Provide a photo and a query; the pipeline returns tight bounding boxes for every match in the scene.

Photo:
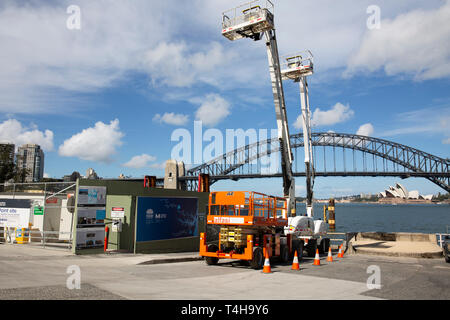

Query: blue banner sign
[136,197,198,242]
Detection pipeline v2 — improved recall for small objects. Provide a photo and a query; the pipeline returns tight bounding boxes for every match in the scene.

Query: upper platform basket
[222,0,274,41]
[281,50,314,80]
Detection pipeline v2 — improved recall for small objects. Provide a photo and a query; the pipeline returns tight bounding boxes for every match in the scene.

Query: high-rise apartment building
[17,144,45,182]
[0,143,15,165]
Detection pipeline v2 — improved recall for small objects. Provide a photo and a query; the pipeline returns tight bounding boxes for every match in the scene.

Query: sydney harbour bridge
[159,132,449,193]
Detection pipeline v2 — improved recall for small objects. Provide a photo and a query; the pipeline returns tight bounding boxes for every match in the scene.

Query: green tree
[0,148,30,184]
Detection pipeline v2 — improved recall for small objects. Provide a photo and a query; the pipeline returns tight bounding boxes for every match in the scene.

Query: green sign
[34,206,44,215]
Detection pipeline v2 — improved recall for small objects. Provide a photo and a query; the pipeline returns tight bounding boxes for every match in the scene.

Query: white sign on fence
[0,207,31,228]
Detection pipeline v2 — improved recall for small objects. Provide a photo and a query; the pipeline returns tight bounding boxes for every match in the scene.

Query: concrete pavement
[348,232,443,258]
[1,244,449,300]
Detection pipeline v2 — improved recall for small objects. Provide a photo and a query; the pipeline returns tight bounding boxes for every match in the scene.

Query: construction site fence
[0,181,76,193]
[0,230,73,249]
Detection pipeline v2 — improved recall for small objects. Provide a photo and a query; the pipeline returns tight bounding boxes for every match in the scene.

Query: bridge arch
[183,132,450,192]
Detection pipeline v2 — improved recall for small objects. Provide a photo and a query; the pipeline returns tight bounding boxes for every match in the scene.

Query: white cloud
[58,119,124,163]
[43,173,50,178]
[143,41,239,88]
[293,115,304,131]
[357,123,374,136]
[313,103,355,126]
[149,162,166,170]
[0,1,176,113]
[294,103,354,129]
[380,107,450,139]
[443,137,450,145]
[153,112,189,126]
[346,1,450,80]
[0,119,54,151]
[0,0,446,115]
[195,94,231,126]
[122,154,157,169]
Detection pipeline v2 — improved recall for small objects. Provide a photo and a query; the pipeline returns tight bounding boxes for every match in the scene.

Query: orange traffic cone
[326,247,333,262]
[313,248,321,266]
[292,250,300,270]
[337,244,344,258]
[262,250,272,273]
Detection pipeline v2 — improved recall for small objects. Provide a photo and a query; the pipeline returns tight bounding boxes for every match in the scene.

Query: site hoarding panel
[0,199,32,228]
[74,186,107,251]
[75,227,105,249]
[77,186,106,206]
[76,207,106,226]
[136,197,198,242]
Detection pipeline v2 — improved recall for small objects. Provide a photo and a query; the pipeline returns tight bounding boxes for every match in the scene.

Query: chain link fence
[0,182,76,250]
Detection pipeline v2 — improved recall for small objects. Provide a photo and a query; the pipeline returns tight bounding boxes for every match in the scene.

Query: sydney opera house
[378,183,433,201]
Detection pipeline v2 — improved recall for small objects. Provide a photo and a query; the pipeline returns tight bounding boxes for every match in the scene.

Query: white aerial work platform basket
[222,0,274,41]
[281,51,314,80]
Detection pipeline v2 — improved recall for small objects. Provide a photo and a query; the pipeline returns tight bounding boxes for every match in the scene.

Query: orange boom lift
[199,191,293,269]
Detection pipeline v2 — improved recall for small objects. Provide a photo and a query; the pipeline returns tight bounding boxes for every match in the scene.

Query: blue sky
[0,0,449,198]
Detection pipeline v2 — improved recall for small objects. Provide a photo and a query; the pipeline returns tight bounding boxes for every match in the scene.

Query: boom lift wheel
[280,245,289,263]
[444,242,450,263]
[306,239,317,257]
[205,244,219,265]
[250,247,264,270]
[292,240,304,261]
[318,238,330,254]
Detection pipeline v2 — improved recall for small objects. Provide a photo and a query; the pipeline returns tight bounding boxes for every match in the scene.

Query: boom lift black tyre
[445,245,450,263]
[250,247,264,269]
[292,240,304,261]
[297,240,304,261]
[306,239,317,257]
[280,244,289,263]
[318,238,330,254]
[205,244,219,265]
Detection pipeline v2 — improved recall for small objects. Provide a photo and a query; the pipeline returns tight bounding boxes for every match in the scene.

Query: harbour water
[297,203,450,234]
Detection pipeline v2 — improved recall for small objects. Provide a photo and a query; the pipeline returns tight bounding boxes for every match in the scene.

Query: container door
[105,195,135,252]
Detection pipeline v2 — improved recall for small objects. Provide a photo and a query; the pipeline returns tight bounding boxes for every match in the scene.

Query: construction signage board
[0,199,32,228]
[76,207,106,225]
[136,197,198,242]
[75,186,107,250]
[33,206,44,215]
[111,207,125,218]
[77,186,106,206]
[75,227,105,249]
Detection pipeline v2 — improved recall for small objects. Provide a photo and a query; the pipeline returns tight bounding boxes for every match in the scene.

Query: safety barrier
[327,232,346,245]
[436,233,450,248]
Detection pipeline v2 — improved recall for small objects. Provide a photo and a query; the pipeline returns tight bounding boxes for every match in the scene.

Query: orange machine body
[206,191,288,227]
[200,191,291,263]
